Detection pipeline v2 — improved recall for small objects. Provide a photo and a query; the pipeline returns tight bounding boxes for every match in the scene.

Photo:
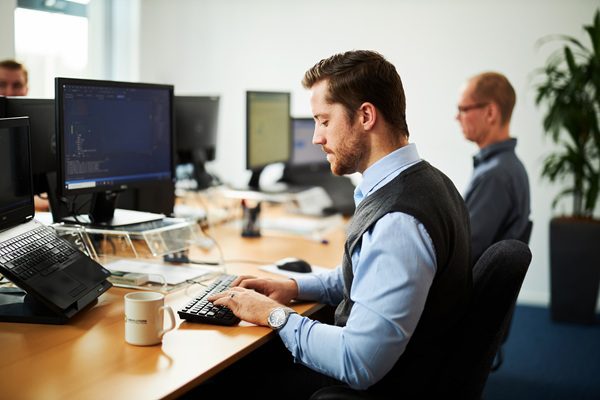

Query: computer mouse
[275,257,312,273]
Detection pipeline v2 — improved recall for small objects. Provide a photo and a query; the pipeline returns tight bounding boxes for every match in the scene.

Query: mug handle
[158,305,176,338]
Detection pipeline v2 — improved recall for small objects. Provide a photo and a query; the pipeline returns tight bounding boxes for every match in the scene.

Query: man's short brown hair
[0,59,28,83]
[302,50,409,137]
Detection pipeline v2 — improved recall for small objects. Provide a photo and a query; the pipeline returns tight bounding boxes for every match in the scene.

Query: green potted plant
[534,10,600,324]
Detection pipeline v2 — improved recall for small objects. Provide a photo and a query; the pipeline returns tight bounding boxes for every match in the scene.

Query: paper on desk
[259,263,330,279]
[105,259,212,285]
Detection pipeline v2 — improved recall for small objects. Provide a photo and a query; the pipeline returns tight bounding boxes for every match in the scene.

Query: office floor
[483,305,600,400]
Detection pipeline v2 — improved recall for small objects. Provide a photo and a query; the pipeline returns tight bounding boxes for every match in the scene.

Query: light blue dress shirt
[277,144,437,390]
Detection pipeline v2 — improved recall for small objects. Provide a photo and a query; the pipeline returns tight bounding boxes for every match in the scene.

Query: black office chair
[491,220,533,371]
[310,239,532,400]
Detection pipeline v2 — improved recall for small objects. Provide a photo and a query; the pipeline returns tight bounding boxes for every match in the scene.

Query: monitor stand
[192,158,215,190]
[60,191,165,228]
[61,209,166,227]
[0,287,69,324]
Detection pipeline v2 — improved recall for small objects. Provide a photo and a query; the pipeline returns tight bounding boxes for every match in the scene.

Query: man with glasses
[456,72,531,266]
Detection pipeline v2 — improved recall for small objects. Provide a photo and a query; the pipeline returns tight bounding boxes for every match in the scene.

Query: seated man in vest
[206,50,472,398]
[456,72,531,265]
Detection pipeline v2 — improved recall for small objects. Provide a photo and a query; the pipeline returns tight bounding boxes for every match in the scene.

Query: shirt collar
[354,143,421,205]
[473,138,517,167]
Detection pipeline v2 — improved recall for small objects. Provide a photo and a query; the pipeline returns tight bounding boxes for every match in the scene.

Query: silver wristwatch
[267,307,297,330]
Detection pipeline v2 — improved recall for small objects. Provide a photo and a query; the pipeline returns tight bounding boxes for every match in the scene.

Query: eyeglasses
[457,102,489,114]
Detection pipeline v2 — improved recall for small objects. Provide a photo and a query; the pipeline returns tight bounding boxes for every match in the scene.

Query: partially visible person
[196,50,472,399]
[0,59,29,96]
[456,72,531,265]
[1,59,49,212]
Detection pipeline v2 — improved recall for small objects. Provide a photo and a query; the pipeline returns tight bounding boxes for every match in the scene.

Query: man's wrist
[267,307,297,330]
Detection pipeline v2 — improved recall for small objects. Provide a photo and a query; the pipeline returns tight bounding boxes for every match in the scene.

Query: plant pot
[550,217,600,324]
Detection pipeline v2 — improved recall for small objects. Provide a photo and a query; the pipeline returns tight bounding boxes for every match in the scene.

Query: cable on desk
[191,198,226,268]
[164,228,226,267]
[183,273,223,297]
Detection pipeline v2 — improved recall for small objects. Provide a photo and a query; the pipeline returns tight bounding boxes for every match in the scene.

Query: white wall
[136,0,599,307]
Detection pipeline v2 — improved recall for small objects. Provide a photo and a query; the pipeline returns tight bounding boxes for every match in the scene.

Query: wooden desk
[0,211,345,400]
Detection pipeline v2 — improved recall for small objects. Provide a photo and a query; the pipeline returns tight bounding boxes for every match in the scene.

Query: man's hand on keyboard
[232,275,299,305]
[208,287,282,327]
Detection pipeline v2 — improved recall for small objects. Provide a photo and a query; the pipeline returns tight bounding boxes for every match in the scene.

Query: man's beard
[327,125,365,176]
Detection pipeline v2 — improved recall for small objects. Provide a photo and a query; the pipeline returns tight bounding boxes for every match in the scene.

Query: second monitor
[246,91,291,191]
[281,117,356,216]
[174,95,220,190]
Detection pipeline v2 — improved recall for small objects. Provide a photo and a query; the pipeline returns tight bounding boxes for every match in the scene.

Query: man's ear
[486,102,501,126]
[358,102,376,130]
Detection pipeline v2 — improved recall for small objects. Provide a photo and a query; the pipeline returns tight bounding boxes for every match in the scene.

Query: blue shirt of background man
[464,138,530,265]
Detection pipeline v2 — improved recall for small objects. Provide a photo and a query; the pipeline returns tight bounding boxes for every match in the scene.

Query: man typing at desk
[205,50,472,399]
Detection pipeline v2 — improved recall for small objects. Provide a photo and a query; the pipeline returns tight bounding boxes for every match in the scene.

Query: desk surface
[0,207,346,400]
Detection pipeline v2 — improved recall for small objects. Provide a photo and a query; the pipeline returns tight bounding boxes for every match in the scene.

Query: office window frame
[17,0,88,17]
[13,0,115,97]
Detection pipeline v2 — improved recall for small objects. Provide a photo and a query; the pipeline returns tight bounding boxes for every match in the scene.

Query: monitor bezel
[245,90,292,171]
[55,77,175,197]
[0,97,6,117]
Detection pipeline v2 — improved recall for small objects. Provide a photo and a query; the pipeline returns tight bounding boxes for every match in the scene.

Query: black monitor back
[174,96,220,189]
[5,98,55,194]
[175,95,219,162]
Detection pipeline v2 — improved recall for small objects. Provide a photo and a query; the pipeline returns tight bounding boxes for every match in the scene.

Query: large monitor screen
[174,95,220,189]
[245,91,291,189]
[56,78,174,196]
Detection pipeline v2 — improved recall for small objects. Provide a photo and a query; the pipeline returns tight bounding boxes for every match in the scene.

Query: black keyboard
[0,226,76,281]
[177,274,240,326]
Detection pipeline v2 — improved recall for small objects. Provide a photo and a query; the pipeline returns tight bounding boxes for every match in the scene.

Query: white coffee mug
[124,291,176,346]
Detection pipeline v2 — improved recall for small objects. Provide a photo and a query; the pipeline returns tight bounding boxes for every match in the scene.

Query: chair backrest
[499,219,533,347]
[440,239,532,399]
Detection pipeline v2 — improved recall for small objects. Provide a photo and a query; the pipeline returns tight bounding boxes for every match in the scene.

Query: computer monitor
[174,95,220,189]
[55,77,174,225]
[289,117,329,170]
[5,98,55,195]
[246,91,291,190]
[281,118,357,216]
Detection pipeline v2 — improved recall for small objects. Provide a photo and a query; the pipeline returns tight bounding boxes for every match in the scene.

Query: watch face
[269,308,287,329]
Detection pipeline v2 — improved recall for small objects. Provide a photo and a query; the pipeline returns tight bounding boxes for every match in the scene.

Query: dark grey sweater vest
[334,161,472,394]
